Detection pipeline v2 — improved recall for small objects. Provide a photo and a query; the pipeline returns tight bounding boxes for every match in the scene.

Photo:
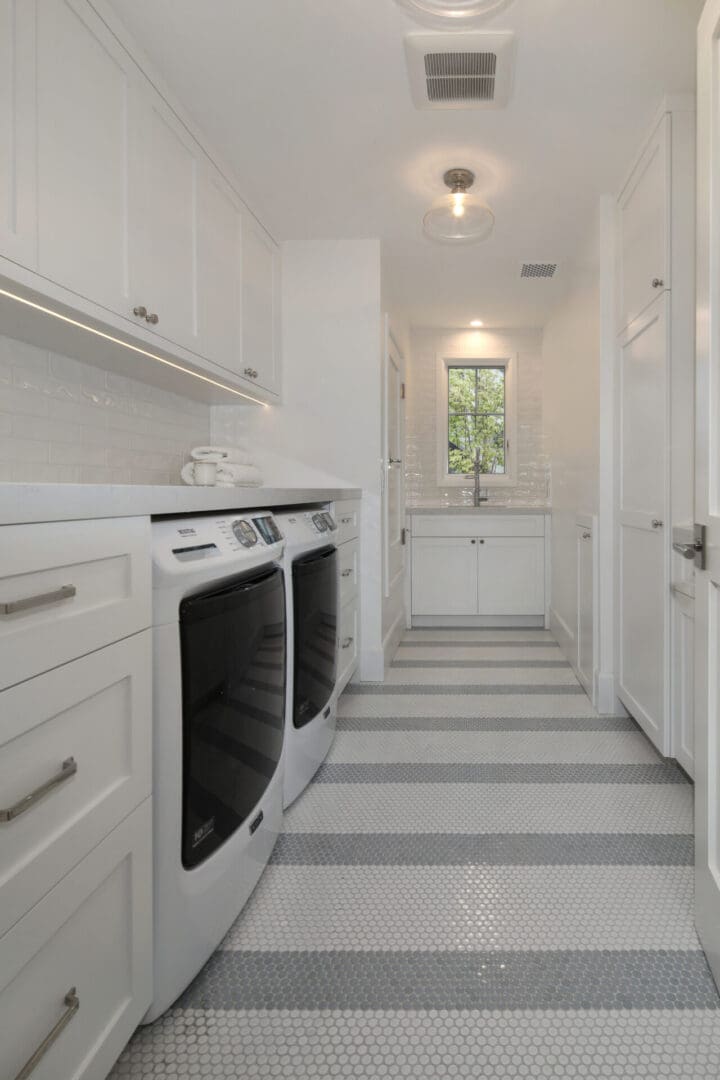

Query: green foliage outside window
[448,365,506,475]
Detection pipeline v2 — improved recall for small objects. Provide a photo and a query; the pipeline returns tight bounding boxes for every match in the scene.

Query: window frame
[436,354,518,487]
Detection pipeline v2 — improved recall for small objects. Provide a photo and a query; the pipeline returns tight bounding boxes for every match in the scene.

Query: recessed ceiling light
[470,319,484,327]
[396,0,513,26]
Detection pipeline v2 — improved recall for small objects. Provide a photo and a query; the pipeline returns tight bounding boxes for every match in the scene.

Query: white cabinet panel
[412,514,545,538]
[0,0,36,267]
[337,598,358,692]
[0,801,152,1080]
[577,526,594,693]
[335,500,361,544]
[412,537,477,616]
[671,589,694,778]
[338,538,359,606]
[477,537,544,616]
[36,0,130,312]
[242,213,281,396]
[128,89,198,351]
[618,113,670,332]
[619,523,666,746]
[0,633,151,936]
[197,163,243,376]
[620,303,668,515]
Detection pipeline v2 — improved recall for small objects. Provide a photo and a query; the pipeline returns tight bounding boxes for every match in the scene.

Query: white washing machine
[275,508,339,807]
[146,510,286,1022]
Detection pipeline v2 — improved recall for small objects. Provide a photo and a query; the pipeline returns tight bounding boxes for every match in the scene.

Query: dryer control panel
[152,512,285,585]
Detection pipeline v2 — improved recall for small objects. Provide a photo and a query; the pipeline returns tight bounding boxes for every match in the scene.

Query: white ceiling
[108,0,701,329]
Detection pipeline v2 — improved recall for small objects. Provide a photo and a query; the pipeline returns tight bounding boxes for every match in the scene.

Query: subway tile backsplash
[0,335,211,484]
[405,327,550,508]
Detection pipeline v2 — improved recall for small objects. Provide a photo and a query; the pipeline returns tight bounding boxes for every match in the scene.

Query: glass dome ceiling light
[395,0,512,26]
[423,168,495,244]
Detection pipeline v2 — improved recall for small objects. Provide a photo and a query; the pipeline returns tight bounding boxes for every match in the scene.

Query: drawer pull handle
[1,584,76,616]
[341,569,353,578]
[0,757,77,823]
[14,987,79,1080]
[341,517,353,525]
[341,636,354,649]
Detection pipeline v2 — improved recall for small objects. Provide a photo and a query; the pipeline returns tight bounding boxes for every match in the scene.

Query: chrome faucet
[473,449,489,507]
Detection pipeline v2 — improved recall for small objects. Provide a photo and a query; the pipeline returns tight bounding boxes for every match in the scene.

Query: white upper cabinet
[618,113,670,333]
[0,0,281,402]
[242,213,281,396]
[197,164,243,377]
[0,0,37,268]
[128,91,199,352]
[36,0,130,313]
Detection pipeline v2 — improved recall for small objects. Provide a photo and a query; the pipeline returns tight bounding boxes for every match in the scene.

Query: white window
[436,355,517,487]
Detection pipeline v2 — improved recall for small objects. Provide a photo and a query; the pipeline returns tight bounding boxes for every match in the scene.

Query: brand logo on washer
[193,818,215,847]
[177,527,197,537]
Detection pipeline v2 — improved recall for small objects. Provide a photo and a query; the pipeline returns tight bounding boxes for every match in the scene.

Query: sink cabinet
[409,513,548,624]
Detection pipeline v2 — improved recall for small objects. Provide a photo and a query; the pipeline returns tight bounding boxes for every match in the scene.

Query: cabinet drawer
[0,516,151,690]
[0,632,151,937]
[337,599,358,689]
[334,500,361,544]
[0,800,152,1080]
[338,539,359,605]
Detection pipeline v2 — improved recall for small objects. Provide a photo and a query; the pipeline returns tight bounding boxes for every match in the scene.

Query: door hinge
[401,382,406,400]
[401,528,407,546]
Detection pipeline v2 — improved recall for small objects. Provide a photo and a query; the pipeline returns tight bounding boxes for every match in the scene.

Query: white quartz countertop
[405,505,550,516]
[0,483,362,525]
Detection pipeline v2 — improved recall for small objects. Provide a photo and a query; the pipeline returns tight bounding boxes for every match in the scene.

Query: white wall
[0,333,210,484]
[213,237,386,680]
[405,326,549,508]
[541,264,600,668]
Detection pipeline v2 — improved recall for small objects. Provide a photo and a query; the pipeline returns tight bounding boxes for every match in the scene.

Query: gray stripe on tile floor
[392,658,570,667]
[178,949,720,1011]
[337,714,639,731]
[270,830,694,866]
[399,638,560,647]
[343,683,585,695]
[313,762,688,784]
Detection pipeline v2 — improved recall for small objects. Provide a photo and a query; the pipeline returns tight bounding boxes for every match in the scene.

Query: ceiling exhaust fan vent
[521,263,558,279]
[405,32,515,109]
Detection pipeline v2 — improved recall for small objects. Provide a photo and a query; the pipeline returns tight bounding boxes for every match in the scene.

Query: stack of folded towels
[181,446,263,487]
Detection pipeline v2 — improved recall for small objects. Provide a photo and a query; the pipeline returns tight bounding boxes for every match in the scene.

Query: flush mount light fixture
[396,0,513,27]
[470,319,484,327]
[423,168,495,244]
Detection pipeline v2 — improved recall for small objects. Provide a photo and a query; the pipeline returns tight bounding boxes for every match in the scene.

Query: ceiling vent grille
[521,263,558,279]
[405,32,515,110]
[424,51,497,102]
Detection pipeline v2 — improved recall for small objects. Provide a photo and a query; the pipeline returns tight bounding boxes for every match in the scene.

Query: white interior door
[695,0,720,989]
[617,300,669,753]
[383,326,405,600]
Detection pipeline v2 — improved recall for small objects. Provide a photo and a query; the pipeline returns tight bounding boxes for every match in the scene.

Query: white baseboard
[382,610,405,670]
[596,671,625,716]
[411,615,545,628]
[549,607,576,664]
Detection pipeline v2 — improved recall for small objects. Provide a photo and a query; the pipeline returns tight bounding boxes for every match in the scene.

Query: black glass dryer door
[293,545,338,728]
[179,565,286,869]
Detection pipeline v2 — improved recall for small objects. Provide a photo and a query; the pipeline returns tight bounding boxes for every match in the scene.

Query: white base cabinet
[409,514,547,622]
[334,500,361,692]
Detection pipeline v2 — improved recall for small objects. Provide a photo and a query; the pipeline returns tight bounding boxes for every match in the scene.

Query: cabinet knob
[145,312,159,325]
[652,518,664,529]
[470,538,476,544]
[582,531,591,540]
[652,278,664,289]
[244,367,258,379]
[132,305,147,318]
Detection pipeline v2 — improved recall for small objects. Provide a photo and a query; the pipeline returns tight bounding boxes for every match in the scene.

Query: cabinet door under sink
[411,537,478,616]
[476,537,545,616]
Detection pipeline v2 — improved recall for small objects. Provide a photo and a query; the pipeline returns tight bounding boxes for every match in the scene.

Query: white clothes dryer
[274,508,339,807]
[146,510,286,1022]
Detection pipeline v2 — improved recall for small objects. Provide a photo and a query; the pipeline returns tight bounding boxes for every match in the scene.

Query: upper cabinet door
[197,164,243,377]
[128,90,199,352]
[618,113,671,333]
[0,0,37,268]
[242,213,281,396]
[36,0,130,313]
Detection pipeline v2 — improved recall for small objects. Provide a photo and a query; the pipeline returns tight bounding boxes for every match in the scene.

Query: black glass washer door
[179,564,286,869]
[293,545,338,728]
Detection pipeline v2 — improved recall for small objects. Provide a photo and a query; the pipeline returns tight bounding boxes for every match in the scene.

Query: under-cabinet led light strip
[0,286,269,406]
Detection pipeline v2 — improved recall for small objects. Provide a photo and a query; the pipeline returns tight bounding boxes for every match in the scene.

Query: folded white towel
[191,445,253,466]
[215,463,263,487]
